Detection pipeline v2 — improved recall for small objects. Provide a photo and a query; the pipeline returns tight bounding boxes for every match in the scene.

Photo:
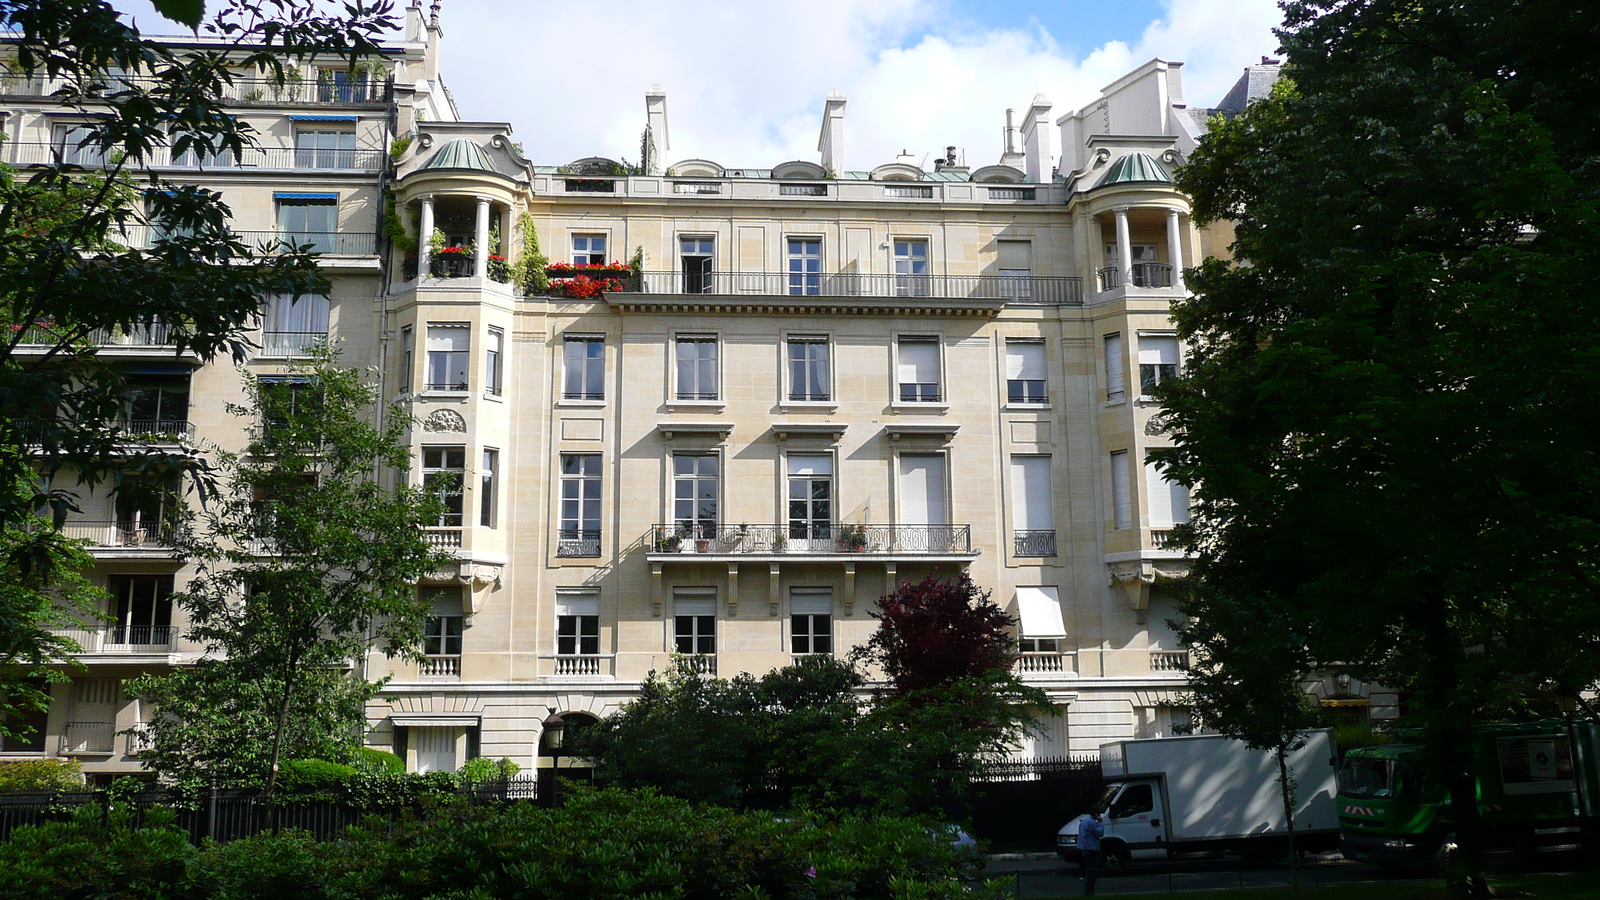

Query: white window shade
[426,324,470,351]
[486,329,502,355]
[555,590,599,617]
[897,339,939,384]
[1105,334,1125,398]
[1016,586,1067,639]
[265,294,330,333]
[1138,335,1179,366]
[899,454,947,525]
[1145,460,1191,527]
[998,240,1032,270]
[1006,341,1045,380]
[673,587,716,617]
[790,587,833,615]
[787,455,832,476]
[1010,456,1054,531]
[1111,451,1132,529]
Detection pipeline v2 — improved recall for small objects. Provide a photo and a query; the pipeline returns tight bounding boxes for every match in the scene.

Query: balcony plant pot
[694,539,711,553]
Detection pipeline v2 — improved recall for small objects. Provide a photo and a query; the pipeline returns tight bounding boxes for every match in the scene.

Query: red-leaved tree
[860,573,1020,696]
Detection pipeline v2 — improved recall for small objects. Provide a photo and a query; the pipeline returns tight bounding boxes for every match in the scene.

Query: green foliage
[382,199,417,256]
[0,803,197,899]
[456,756,521,782]
[152,0,203,28]
[0,757,83,792]
[349,747,405,775]
[388,135,413,162]
[132,352,448,794]
[0,522,106,742]
[1163,2,1600,894]
[510,214,550,294]
[628,245,644,280]
[277,759,360,796]
[189,830,328,900]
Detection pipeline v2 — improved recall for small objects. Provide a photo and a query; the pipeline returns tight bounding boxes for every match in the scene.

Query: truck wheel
[1102,846,1130,869]
[1436,833,1460,869]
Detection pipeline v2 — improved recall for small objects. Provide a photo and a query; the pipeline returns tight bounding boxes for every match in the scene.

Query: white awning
[1016,586,1067,639]
[392,716,480,727]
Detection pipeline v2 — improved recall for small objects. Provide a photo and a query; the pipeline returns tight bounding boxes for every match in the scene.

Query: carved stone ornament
[1143,417,1166,436]
[422,408,467,433]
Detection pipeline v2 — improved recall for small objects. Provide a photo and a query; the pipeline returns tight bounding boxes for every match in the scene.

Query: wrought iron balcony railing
[48,623,179,651]
[626,270,1082,305]
[1096,262,1174,291]
[649,523,974,555]
[1012,530,1057,557]
[0,73,392,105]
[13,321,175,348]
[4,142,388,172]
[64,721,116,754]
[260,331,328,358]
[57,520,175,548]
[557,529,601,557]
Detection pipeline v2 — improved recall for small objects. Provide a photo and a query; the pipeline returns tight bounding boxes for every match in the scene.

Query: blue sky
[111,0,1283,170]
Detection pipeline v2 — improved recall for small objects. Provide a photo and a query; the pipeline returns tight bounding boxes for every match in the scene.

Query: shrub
[456,756,520,782]
[0,803,196,900]
[191,830,329,900]
[276,759,359,800]
[0,758,84,793]
[349,747,405,775]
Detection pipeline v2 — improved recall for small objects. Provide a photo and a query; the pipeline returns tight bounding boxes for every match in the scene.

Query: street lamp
[541,713,565,807]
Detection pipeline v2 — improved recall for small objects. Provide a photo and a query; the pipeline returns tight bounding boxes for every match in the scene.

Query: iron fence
[630,270,1082,305]
[649,522,973,555]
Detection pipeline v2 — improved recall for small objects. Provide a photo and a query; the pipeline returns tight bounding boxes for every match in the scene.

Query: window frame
[678,235,715,294]
[784,334,832,403]
[1110,450,1133,531]
[671,452,720,538]
[424,323,471,393]
[555,589,601,655]
[293,127,357,169]
[571,232,608,265]
[484,327,504,397]
[673,333,719,401]
[275,196,339,252]
[557,453,602,556]
[422,446,466,527]
[400,326,414,395]
[672,588,717,655]
[562,335,606,402]
[892,238,930,298]
[894,334,943,404]
[480,448,499,528]
[786,236,823,296]
[789,587,834,656]
[785,452,835,544]
[1005,339,1047,405]
[1104,333,1126,402]
[1137,332,1180,398]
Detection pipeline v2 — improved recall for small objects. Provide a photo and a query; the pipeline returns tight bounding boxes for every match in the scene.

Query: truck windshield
[1089,784,1121,815]
[1338,756,1393,798]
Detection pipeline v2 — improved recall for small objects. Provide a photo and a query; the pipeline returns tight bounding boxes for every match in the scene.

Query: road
[989,854,1444,897]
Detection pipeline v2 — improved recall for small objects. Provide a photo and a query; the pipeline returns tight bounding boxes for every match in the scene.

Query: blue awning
[273,191,339,200]
[122,365,194,375]
[289,115,359,123]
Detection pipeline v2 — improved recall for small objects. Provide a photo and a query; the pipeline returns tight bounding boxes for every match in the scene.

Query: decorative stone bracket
[457,563,502,615]
[1107,560,1190,621]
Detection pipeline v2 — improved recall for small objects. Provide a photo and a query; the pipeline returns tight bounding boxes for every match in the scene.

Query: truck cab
[1057,779,1168,866]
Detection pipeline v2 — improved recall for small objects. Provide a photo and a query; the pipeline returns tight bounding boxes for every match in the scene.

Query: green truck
[1337,720,1600,864]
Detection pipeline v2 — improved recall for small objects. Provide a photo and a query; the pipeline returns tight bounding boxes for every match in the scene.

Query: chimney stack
[818,90,847,175]
[1022,94,1053,183]
[405,0,424,41]
[645,85,670,175]
[1000,108,1025,168]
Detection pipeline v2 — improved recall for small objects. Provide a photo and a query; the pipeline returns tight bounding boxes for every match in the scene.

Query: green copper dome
[422,139,499,174]
[1096,151,1171,188]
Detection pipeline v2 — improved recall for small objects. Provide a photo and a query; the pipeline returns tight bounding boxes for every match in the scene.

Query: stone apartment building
[1,4,1393,778]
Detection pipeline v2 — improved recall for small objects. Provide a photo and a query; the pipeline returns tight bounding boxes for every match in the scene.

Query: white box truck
[1056,731,1340,867]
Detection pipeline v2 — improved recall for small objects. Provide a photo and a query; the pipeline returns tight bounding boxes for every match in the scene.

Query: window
[257,376,315,434]
[275,196,338,253]
[315,67,369,102]
[899,454,948,550]
[1006,341,1046,404]
[110,574,174,645]
[53,124,103,167]
[572,233,607,265]
[422,447,465,527]
[673,453,718,538]
[1111,783,1155,819]
[558,454,601,556]
[423,588,464,656]
[1019,638,1058,654]
[0,679,49,752]
[115,477,172,539]
[998,240,1033,298]
[295,128,356,169]
[893,239,929,297]
[1111,451,1132,530]
[556,590,600,655]
[787,455,833,545]
[425,324,470,391]
[123,376,189,435]
[675,335,718,400]
[1104,334,1126,401]
[400,326,414,394]
[1138,335,1179,396]
[787,238,821,295]
[1144,458,1191,528]
[262,294,330,357]
[790,587,832,655]
[787,337,830,401]
[896,337,941,403]
[1105,242,1158,267]
[680,236,714,294]
[563,336,605,400]
[169,133,233,168]
[1011,456,1055,556]
[485,328,503,396]
[480,449,498,528]
[673,588,716,655]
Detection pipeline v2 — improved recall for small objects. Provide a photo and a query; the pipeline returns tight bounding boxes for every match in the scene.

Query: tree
[132,354,447,795]
[1159,2,1600,895]
[0,0,397,763]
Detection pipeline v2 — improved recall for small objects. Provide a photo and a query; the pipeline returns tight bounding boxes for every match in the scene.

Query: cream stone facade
[6,6,1370,780]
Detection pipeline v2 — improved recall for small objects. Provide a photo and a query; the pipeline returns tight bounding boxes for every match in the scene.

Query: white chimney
[818,90,847,175]
[1000,108,1025,168]
[645,84,670,175]
[405,0,424,41]
[1022,94,1053,183]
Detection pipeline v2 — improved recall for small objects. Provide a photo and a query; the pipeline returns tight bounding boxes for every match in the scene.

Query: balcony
[4,142,388,172]
[424,528,462,550]
[1096,262,1173,291]
[259,331,328,358]
[625,271,1081,305]
[680,654,717,676]
[49,624,180,653]
[1013,530,1057,557]
[647,523,976,559]
[0,73,391,105]
[114,226,377,257]
[63,721,115,755]
[557,530,601,558]
[13,321,177,349]
[1014,652,1075,675]
[552,654,610,676]
[1150,650,1188,673]
[121,419,194,441]
[58,520,176,552]
[419,655,460,679]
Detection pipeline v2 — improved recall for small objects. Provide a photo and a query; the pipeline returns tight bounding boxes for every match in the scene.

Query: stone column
[417,196,435,277]
[474,197,491,278]
[1165,209,1185,292]
[1114,207,1133,288]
